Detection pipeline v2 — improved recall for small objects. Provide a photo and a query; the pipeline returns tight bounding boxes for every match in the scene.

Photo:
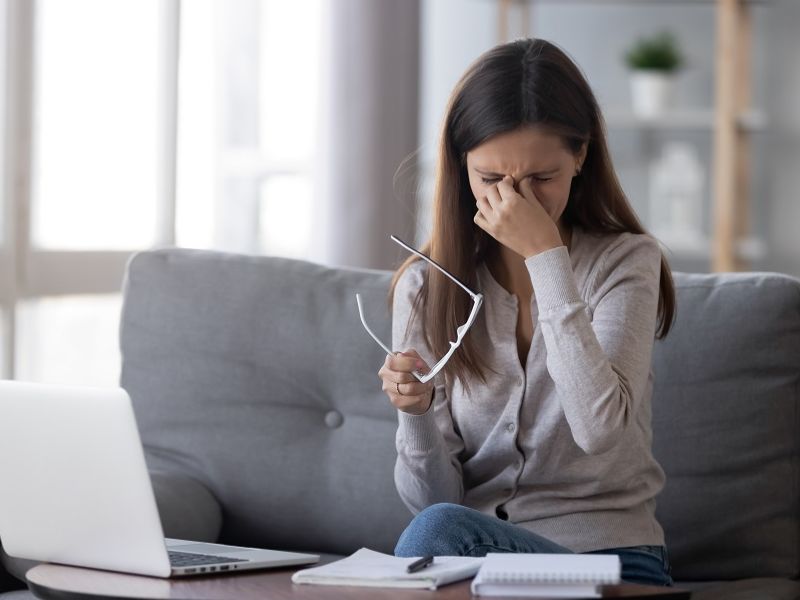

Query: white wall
[415,0,497,243]
[764,0,800,278]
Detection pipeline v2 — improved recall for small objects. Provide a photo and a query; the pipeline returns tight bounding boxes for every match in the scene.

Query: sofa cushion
[120,249,412,555]
[652,272,800,581]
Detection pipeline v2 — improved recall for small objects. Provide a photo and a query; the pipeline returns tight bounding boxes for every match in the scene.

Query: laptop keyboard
[169,550,249,568]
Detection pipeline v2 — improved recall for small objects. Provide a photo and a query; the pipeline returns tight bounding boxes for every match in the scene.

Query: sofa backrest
[120,249,412,555]
[651,271,800,581]
[121,249,800,579]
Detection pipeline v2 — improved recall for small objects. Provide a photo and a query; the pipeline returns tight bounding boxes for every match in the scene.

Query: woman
[378,38,676,587]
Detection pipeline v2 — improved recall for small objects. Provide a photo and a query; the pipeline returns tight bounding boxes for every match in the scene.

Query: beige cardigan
[392,226,667,552]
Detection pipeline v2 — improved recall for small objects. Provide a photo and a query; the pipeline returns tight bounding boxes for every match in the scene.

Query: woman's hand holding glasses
[378,350,434,415]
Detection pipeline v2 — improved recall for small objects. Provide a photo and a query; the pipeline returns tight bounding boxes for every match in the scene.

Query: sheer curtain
[313,0,421,270]
[176,0,324,258]
[1,0,422,383]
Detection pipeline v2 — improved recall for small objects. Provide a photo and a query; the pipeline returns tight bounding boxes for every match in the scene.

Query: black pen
[406,555,434,573]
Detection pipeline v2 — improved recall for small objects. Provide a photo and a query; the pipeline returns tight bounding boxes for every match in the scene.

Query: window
[1,0,322,384]
[16,295,123,385]
[32,0,160,251]
[175,0,322,258]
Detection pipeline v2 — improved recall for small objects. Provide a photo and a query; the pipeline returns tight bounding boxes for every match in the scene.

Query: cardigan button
[495,506,509,521]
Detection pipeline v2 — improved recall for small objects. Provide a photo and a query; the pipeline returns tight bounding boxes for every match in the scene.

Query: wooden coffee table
[26,563,691,599]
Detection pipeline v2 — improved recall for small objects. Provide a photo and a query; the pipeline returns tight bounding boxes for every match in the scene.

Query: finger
[379,362,418,384]
[384,379,431,399]
[474,210,491,233]
[381,377,431,404]
[485,188,503,211]
[476,195,493,217]
[385,385,434,413]
[496,175,516,200]
[518,176,540,203]
[397,348,422,361]
[378,365,418,385]
[396,349,431,374]
[385,352,418,372]
[399,380,433,397]
[386,351,427,374]
[396,350,429,372]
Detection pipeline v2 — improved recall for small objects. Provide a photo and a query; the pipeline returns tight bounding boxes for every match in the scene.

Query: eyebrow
[474,167,560,178]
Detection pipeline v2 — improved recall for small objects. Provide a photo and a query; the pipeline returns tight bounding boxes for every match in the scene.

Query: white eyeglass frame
[355,235,484,384]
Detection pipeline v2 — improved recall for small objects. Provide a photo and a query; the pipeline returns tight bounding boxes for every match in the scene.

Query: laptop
[0,380,319,578]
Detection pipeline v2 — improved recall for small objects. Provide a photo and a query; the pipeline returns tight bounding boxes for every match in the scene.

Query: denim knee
[394,503,470,557]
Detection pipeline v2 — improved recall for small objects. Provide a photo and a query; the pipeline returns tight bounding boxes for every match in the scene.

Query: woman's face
[465,124,586,229]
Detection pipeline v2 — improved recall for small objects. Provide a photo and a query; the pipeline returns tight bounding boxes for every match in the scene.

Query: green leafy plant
[624,32,683,72]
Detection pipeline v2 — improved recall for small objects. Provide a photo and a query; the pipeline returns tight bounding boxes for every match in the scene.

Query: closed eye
[480,176,553,184]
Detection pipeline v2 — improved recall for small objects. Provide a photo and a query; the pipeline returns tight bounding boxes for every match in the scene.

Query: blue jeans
[394,503,673,587]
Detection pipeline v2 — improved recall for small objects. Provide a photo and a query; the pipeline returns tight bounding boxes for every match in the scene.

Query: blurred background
[0,0,797,387]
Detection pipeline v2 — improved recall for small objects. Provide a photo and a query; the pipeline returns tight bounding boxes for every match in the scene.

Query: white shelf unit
[603,109,766,132]
[655,233,767,262]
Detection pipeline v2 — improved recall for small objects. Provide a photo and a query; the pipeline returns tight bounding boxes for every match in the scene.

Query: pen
[406,555,434,573]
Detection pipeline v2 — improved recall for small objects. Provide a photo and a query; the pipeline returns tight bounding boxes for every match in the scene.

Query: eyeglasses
[355,235,484,384]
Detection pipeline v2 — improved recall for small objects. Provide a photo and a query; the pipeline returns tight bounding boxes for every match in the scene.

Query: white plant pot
[630,71,674,117]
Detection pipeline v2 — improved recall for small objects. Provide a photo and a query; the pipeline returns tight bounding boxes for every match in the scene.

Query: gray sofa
[2,247,800,600]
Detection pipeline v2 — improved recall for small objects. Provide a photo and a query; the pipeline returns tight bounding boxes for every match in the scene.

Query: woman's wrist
[402,387,435,416]
[523,241,564,259]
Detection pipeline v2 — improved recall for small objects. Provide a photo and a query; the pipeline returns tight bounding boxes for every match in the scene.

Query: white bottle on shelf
[648,142,707,254]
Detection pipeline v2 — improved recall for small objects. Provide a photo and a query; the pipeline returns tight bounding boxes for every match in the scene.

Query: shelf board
[655,234,767,262]
[604,109,766,132]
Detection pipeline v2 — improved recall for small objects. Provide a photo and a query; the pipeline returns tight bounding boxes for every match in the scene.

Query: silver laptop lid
[0,380,172,577]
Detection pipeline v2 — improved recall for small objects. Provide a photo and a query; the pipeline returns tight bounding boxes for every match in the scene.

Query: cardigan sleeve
[391,262,465,513]
[524,234,662,455]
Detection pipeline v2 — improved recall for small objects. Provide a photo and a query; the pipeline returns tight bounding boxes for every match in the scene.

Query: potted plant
[624,32,683,117]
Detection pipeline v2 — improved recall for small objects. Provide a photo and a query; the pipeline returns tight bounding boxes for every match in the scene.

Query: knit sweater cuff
[398,409,440,453]
[525,245,582,311]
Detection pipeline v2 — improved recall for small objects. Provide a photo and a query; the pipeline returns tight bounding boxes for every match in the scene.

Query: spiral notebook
[291,548,484,590]
[471,553,621,598]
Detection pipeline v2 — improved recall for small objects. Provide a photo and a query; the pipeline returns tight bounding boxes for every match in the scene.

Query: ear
[575,142,588,174]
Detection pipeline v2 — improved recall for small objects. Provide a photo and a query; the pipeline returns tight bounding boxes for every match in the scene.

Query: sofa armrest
[0,542,36,590]
[151,470,222,543]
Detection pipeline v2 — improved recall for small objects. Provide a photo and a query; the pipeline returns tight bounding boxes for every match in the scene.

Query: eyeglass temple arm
[355,294,393,356]
[390,235,478,300]
[356,293,429,383]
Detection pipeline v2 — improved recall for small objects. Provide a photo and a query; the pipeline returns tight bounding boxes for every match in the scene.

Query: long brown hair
[391,38,676,387]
